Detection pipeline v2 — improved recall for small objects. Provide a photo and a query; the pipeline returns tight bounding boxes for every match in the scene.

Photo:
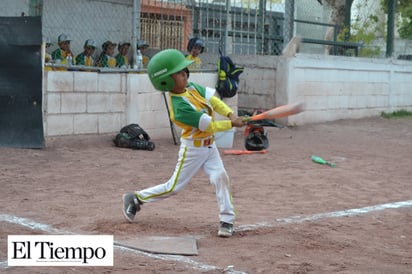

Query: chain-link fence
[1,0,411,70]
[293,0,412,59]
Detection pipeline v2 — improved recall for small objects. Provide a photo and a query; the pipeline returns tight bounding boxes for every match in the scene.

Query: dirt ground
[1,116,412,274]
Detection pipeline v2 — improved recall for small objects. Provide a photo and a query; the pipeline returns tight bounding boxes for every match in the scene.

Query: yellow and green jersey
[75,52,95,66]
[51,48,75,71]
[97,54,116,68]
[116,54,129,68]
[51,48,74,64]
[169,82,233,139]
[142,55,149,68]
[185,54,201,71]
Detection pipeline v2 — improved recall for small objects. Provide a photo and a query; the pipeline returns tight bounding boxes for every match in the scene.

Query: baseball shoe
[122,192,141,222]
[218,222,233,238]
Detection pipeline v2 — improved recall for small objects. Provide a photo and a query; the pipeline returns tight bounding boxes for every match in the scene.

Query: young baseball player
[75,39,97,67]
[185,37,204,71]
[96,41,117,68]
[136,40,150,68]
[116,41,131,68]
[122,49,246,237]
[51,33,75,71]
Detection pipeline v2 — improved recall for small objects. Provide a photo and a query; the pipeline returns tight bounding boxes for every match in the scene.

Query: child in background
[136,40,150,68]
[51,33,75,70]
[96,41,117,68]
[186,37,205,71]
[116,41,131,68]
[75,39,97,67]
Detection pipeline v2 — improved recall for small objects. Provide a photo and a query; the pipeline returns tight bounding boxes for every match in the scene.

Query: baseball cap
[102,40,117,50]
[118,41,131,48]
[58,33,71,43]
[137,40,149,48]
[84,39,97,48]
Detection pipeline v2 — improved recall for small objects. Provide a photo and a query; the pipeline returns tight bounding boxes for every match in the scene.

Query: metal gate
[0,16,44,148]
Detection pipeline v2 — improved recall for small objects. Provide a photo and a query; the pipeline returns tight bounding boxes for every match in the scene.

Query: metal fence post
[283,0,294,48]
[386,0,395,58]
[223,0,231,55]
[344,0,353,41]
[257,0,266,54]
[132,0,140,67]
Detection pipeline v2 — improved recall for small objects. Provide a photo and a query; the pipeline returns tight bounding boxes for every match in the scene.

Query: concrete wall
[278,54,412,125]
[235,55,279,111]
[43,71,237,139]
[43,54,412,138]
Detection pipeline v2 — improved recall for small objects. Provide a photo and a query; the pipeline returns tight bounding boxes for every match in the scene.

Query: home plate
[116,236,198,255]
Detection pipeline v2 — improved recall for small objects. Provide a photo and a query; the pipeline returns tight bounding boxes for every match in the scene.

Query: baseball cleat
[122,192,141,222]
[218,222,233,238]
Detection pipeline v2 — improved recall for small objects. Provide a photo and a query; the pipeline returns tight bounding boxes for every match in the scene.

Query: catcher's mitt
[113,124,155,151]
[244,124,269,151]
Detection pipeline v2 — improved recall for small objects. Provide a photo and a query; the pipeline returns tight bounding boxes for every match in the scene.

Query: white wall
[43,71,127,136]
[43,71,236,139]
[278,54,412,125]
[43,54,412,138]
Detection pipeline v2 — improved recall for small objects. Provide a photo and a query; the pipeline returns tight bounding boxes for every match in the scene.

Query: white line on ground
[1,199,411,273]
[0,213,245,274]
[0,214,68,234]
[0,261,7,268]
[236,200,412,232]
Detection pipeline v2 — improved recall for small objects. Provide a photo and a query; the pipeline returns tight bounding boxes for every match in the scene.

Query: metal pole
[257,0,266,54]
[223,0,231,55]
[283,0,295,49]
[344,0,353,41]
[132,0,140,67]
[386,0,395,58]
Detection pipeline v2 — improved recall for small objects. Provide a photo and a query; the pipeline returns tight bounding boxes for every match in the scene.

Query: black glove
[113,124,155,151]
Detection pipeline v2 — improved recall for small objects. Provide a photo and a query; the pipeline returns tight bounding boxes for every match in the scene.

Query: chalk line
[236,199,412,232]
[0,213,245,274]
[2,200,411,273]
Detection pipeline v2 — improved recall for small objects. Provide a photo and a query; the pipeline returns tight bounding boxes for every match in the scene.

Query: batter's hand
[229,113,246,128]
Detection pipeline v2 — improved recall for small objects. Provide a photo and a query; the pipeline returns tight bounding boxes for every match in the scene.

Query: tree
[318,0,354,28]
[381,0,412,39]
[338,12,383,57]
[317,0,355,54]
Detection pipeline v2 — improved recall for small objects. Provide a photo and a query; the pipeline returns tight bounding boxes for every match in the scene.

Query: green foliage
[337,11,383,57]
[338,0,412,57]
[381,109,412,118]
[398,5,412,38]
[381,0,412,39]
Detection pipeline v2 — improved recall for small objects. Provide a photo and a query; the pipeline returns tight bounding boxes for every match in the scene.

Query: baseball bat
[223,149,267,155]
[163,92,179,145]
[243,102,304,122]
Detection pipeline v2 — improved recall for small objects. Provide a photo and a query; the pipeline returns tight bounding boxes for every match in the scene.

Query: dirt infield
[1,117,411,273]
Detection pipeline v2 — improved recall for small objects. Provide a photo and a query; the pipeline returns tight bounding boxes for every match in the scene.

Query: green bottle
[311,155,336,167]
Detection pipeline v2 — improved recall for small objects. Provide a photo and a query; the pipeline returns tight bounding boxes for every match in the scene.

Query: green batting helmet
[148,49,194,92]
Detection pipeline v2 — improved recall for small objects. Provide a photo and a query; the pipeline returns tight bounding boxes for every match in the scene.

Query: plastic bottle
[311,155,336,167]
[66,54,73,66]
[136,50,143,70]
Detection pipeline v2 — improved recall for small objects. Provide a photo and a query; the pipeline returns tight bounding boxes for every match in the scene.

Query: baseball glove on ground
[114,123,155,151]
